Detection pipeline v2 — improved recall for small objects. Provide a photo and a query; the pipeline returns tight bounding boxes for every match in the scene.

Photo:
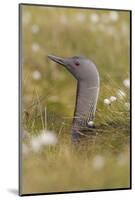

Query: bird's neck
[72,81,99,131]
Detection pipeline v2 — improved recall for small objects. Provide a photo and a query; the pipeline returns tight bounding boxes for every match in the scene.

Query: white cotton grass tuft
[30,130,58,152]
[92,155,105,170]
[109,11,119,22]
[104,98,111,105]
[39,130,58,145]
[31,43,40,52]
[104,96,117,105]
[123,79,130,88]
[89,13,99,24]
[116,89,126,99]
[23,12,31,25]
[31,24,39,34]
[109,96,117,102]
[87,121,94,127]
[32,70,41,80]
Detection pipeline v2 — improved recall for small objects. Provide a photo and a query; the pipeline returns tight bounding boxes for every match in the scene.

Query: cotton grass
[89,13,99,24]
[31,24,39,34]
[30,130,58,152]
[123,79,130,88]
[92,155,105,170]
[32,70,41,80]
[104,98,111,105]
[31,43,40,52]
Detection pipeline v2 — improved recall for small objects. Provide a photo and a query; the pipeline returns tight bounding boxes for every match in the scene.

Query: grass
[20,5,130,195]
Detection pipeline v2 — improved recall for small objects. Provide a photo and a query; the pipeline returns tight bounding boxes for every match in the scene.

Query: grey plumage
[48,55,100,142]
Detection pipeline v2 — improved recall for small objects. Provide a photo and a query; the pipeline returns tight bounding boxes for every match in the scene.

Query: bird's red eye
[74,61,80,66]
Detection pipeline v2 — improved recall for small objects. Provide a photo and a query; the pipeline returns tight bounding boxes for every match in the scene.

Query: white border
[0,0,134,199]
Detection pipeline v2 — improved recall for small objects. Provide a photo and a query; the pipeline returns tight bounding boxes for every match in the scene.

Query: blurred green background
[21,5,130,195]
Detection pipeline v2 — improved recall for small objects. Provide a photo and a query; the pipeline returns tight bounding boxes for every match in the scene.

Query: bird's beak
[48,55,66,66]
[48,54,79,80]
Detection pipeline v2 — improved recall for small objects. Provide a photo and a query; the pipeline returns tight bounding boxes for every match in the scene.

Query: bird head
[48,55,99,85]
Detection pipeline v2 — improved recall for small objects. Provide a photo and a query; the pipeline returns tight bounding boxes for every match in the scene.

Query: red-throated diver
[48,55,100,143]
